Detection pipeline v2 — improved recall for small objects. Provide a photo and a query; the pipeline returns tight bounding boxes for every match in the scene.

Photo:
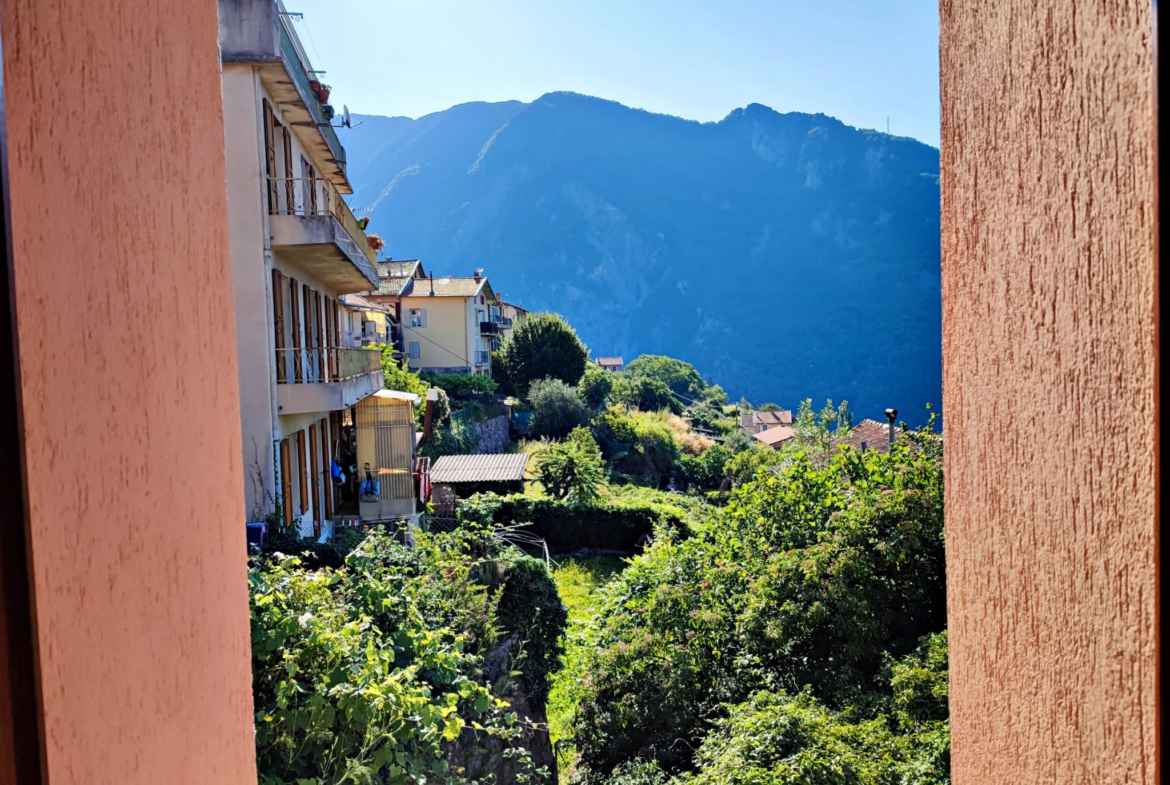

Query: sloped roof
[341,293,390,313]
[754,410,793,426]
[377,259,423,279]
[430,453,530,484]
[402,276,494,299]
[597,357,623,366]
[839,419,902,453]
[753,425,796,447]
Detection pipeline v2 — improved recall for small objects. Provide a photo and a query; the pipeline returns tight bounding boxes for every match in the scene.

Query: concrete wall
[940,1,1159,783]
[1,0,257,781]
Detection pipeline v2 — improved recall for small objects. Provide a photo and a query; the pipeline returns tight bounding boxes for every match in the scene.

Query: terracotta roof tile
[839,419,902,452]
[401,276,493,299]
[753,425,796,447]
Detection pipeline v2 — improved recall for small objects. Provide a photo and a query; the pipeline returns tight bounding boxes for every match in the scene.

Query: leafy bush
[724,443,782,485]
[250,529,548,784]
[529,377,590,440]
[535,427,606,504]
[578,363,615,410]
[497,312,590,394]
[610,374,681,415]
[459,492,691,554]
[624,354,705,397]
[496,555,570,708]
[562,427,946,779]
[677,444,732,491]
[379,346,429,421]
[592,406,680,485]
[424,372,499,398]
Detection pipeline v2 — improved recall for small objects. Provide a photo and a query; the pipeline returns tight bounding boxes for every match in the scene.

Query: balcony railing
[492,315,514,328]
[275,346,381,384]
[276,3,346,176]
[267,176,371,255]
[474,350,492,365]
[479,321,499,336]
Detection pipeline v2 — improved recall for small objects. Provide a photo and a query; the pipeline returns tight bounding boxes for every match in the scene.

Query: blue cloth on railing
[246,522,267,549]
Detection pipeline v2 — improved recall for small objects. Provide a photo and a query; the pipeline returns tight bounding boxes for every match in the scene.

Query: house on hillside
[753,424,796,451]
[740,409,793,436]
[390,270,500,376]
[839,419,903,453]
[597,356,623,372]
[340,293,396,347]
[494,296,527,340]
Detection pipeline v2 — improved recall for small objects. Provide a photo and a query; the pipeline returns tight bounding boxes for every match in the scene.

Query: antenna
[886,117,890,135]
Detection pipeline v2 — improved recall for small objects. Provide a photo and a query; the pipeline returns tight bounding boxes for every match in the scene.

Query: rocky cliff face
[341,93,941,423]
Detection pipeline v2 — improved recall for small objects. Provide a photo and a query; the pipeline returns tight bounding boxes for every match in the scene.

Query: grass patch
[547,554,627,779]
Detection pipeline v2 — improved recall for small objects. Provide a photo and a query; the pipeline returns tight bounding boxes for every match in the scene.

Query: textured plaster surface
[940,1,1158,783]
[2,0,257,781]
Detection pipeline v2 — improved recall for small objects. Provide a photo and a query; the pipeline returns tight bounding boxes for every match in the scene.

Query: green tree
[759,402,784,412]
[579,362,615,410]
[837,400,854,431]
[700,384,729,407]
[624,354,705,397]
[528,377,589,439]
[611,374,681,414]
[535,427,605,504]
[497,312,589,394]
[379,345,429,422]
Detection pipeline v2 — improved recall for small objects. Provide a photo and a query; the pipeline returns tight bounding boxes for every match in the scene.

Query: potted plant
[367,233,385,253]
[309,79,322,94]
[317,84,331,103]
[356,216,370,230]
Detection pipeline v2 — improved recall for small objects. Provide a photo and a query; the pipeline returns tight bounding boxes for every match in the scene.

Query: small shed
[429,453,530,497]
[355,389,419,521]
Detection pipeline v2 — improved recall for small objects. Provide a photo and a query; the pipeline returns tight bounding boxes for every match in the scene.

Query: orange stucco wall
[2,0,257,782]
[940,1,1158,783]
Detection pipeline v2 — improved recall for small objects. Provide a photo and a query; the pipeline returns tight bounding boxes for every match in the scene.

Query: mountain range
[339,92,941,424]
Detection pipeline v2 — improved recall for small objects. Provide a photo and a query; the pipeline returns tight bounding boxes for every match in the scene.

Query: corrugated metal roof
[430,453,530,484]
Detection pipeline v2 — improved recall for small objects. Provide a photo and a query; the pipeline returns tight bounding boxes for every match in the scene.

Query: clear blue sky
[290,0,940,148]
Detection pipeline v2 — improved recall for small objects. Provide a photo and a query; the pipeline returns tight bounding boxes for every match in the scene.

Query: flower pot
[309,79,321,93]
[356,217,370,230]
[318,87,331,103]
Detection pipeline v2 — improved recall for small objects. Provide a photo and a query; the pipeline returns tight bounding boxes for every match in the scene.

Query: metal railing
[275,346,381,384]
[267,176,375,265]
[492,315,513,327]
[479,321,499,336]
[276,1,346,174]
[474,350,492,365]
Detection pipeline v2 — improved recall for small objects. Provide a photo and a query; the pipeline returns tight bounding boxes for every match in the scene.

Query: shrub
[495,555,569,708]
[535,427,605,504]
[725,443,782,485]
[497,312,590,394]
[379,346,429,421]
[610,374,681,415]
[579,363,615,410]
[677,444,732,491]
[563,427,946,779]
[424,372,498,398]
[459,492,691,554]
[250,529,547,784]
[624,354,705,397]
[529,377,590,440]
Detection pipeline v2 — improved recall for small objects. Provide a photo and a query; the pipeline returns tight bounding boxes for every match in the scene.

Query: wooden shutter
[329,411,343,513]
[305,161,318,213]
[271,270,287,382]
[319,418,333,521]
[263,102,277,213]
[329,298,340,379]
[289,277,302,382]
[419,308,428,327]
[282,125,294,211]
[308,423,321,537]
[302,285,315,379]
[313,290,324,379]
[296,430,309,515]
[279,438,293,526]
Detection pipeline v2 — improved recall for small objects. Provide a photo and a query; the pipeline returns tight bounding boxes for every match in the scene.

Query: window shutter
[409,342,420,360]
[271,269,286,383]
[297,430,309,515]
[420,308,428,327]
[289,277,303,382]
[282,125,294,211]
[329,412,343,514]
[302,285,315,379]
[319,418,333,522]
[308,423,321,538]
[279,438,293,526]
[263,102,277,213]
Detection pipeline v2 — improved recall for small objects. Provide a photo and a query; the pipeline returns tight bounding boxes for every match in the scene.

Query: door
[319,418,333,522]
[279,438,293,527]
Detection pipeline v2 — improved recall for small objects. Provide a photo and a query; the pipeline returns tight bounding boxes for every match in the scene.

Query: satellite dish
[342,105,351,128]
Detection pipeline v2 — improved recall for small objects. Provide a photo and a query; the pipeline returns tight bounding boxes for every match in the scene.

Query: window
[409,308,426,328]
[409,342,420,359]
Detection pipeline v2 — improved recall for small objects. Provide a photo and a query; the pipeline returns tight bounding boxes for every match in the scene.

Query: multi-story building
[219,0,388,534]
[365,261,501,376]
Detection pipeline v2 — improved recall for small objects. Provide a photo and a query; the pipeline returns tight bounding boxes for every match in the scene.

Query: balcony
[492,315,514,328]
[474,350,492,366]
[218,0,348,187]
[268,176,378,293]
[479,321,500,336]
[275,346,382,415]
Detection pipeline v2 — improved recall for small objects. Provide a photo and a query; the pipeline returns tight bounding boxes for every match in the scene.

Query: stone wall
[472,415,511,454]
